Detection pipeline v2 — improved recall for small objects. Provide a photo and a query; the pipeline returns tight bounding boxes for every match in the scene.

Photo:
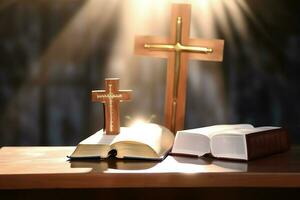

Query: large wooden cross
[134,4,224,133]
[92,78,132,135]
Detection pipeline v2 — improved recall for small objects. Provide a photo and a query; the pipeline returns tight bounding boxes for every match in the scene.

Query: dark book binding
[246,128,290,160]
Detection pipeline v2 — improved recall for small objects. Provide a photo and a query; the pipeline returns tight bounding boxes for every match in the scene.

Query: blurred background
[0,0,299,146]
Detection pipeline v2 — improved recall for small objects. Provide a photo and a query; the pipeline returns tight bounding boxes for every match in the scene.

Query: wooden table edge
[1,172,300,189]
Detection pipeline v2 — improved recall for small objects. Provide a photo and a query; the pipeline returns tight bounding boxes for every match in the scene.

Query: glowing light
[104,156,247,173]
[105,0,255,125]
[3,0,257,136]
[130,119,148,128]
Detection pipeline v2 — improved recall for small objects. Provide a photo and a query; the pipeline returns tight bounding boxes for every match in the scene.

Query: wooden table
[1,146,300,199]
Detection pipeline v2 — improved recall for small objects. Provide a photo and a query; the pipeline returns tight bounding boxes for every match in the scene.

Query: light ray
[2,0,256,140]
[237,0,271,39]
[223,0,249,41]
[2,0,119,125]
[37,0,119,81]
[105,0,253,125]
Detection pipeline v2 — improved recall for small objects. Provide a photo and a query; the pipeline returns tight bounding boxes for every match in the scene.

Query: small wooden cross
[134,4,224,133]
[92,78,132,135]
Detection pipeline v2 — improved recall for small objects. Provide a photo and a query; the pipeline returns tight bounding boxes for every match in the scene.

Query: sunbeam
[1,0,270,145]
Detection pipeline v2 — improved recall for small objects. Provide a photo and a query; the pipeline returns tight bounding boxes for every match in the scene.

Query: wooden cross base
[135,4,224,133]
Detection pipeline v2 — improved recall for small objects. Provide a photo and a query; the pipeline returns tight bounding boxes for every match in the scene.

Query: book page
[210,126,280,137]
[179,124,254,138]
[171,124,254,157]
[80,130,117,145]
[111,124,174,156]
[171,132,211,156]
[210,126,282,160]
[69,130,116,158]
[211,134,247,160]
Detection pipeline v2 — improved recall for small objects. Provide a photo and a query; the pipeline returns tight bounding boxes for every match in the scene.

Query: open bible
[69,123,174,160]
[171,124,290,160]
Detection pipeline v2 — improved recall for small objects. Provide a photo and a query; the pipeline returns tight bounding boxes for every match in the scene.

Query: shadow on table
[69,155,248,172]
[171,149,299,173]
[172,155,248,172]
[69,158,159,172]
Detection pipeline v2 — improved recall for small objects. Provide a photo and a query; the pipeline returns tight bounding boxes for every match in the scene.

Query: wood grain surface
[1,146,300,189]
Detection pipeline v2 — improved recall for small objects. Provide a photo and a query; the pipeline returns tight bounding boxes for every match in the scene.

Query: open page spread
[69,123,174,160]
[171,124,254,157]
[111,124,174,159]
[69,130,115,158]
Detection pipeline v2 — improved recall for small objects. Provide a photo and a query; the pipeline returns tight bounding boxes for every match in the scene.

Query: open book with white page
[69,123,174,160]
[171,124,290,160]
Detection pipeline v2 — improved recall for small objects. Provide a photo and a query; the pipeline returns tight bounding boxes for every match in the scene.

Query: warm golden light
[2,0,256,134]
[104,156,247,174]
[106,0,254,125]
[130,119,148,128]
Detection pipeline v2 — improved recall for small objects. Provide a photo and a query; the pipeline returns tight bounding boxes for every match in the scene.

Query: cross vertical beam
[135,4,224,133]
